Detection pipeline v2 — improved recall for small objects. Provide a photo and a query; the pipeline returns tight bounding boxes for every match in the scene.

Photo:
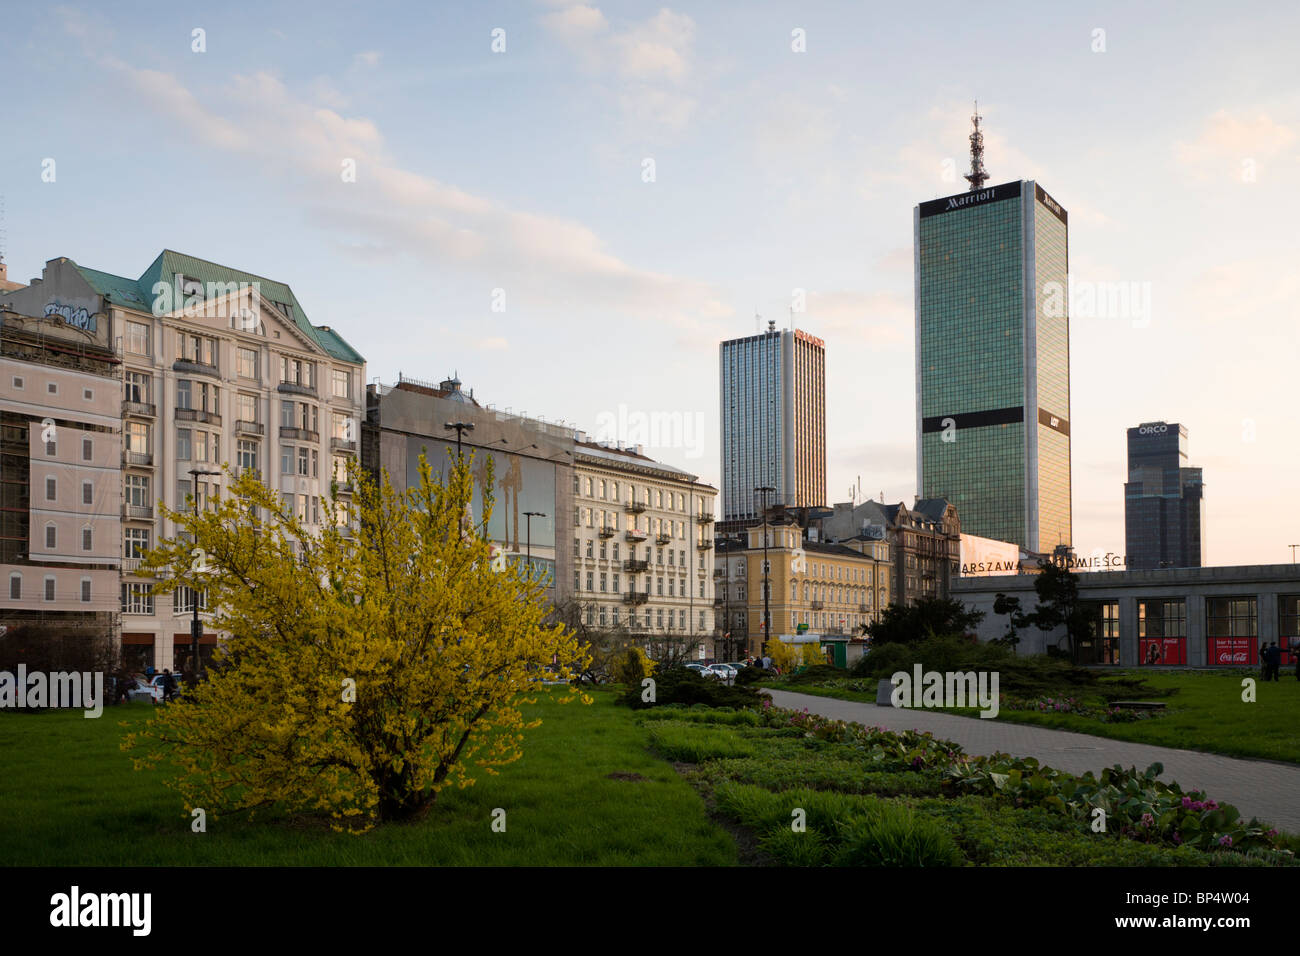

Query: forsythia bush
[122,454,589,830]
[768,639,823,672]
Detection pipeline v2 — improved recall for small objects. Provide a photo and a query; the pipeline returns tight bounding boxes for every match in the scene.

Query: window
[126,321,150,355]
[586,571,594,591]
[126,475,151,508]
[280,356,315,389]
[44,577,56,602]
[82,437,93,461]
[46,476,57,501]
[281,446,294,475]
[176,379,192,409]
[9,574,20,600]
[237,440,258,475]
[126,422,149,454]
[195,430,210,462]
[122,582,155,615]
[585,540,594,559]
[176,428,191,460]
[238,347,258,379]
[82,481,93,505]
[237,393,257,423]
[47,382,58,395]
[332,413,352,442]
[81,579,92,603]
[45,438,56,457]
[11,376,23,389]
[197,381,219,413]
[176,332,217,366]
[331,369,351,399]
[599,573,607,593]
[45,524,56,550]
[585,477,593,496]
[298,447,310,476]
[612,573,620,592]
[124,528,151,558]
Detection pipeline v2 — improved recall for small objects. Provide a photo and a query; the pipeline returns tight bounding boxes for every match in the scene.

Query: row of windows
[9,573,95,603]
[575,475,702,514]
[581,604,707,631]
[10,376,98,403]
[119,583,208,615]
[34,524,99,552]
[36,437,98,461]
[574,571,708,598]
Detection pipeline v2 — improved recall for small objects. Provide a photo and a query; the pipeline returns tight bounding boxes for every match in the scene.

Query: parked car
[702,664,735,684]
[684,663,706,674]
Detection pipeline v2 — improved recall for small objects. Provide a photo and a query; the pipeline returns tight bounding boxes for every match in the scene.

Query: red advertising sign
[1207,637,1256,666]
[1139,637,1186,666]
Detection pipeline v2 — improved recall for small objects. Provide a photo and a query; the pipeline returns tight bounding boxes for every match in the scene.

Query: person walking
[1266,642,1281,682]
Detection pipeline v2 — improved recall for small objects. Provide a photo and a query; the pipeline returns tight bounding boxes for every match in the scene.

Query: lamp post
[444,421,474,463]
[755,486,776,656]
[1290,544,1299,564]
[187,467,220,683]
[523,511,545,581]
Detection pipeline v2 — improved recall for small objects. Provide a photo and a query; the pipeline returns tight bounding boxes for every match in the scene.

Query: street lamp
[444,421,475,463]
[755,486,776,656]
[523,511,545,581]
[187,467,220,683]
[1290,544,1299,564]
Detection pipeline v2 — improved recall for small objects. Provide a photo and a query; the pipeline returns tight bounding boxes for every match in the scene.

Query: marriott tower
[914,107,1073,552]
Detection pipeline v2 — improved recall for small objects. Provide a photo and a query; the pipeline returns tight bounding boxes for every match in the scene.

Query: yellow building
[715,517,891,656]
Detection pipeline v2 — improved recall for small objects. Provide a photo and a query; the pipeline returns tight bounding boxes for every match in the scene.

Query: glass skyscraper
[914,179,1072,552]
[1125,422,1204,569]
[719,323,826,521]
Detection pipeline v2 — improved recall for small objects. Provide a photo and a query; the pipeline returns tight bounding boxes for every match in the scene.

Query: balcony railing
[122,400,156,418]
[123,503,153,520]
[697,513,715,524]
[235,419,264,436]
[713,595,725,605]
[625,501,646,514]
[809,600,824,610]
[625,528,647,542]
[121,557,142,573]
[858,604,869,613]
[598,524,617,538]
[655,532,671,545]
[123,450,153,466]
[172,359,220,378]
[623,559,649,573]
[696,540,714,550]
[279,426,320,442]
[277,381,317,397]
[623,592,649,605]
[330,437,357,452]
[176,407,222,426]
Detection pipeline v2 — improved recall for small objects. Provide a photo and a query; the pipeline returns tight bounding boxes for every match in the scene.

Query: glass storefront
[1138,598,1187,665]
[1206,597,1257,666]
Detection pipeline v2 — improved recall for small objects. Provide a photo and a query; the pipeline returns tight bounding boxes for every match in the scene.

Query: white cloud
[1175,109,1298,182]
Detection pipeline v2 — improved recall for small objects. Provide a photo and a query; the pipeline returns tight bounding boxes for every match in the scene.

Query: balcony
[713,568,726,578]
[624,559,649,573]
[176,407,222,426]
[121,558,142,573]
[623,592,649,606]
[235,419,264,436]
[172,359,220,378]
[625,501,646,515]
[122,400,156,418]
[697,513,715,524]
[810,600,824,610]
[713,595,725,605]
[123,450,153,466]
[696,540,714,550]
[279,426,320,443]
[598,524,617,538]
[655,532,671,545]
[858,604,869,613]
[330,437,357,453]
[123,503,153,520]
[277,381,317,397]
[625,528,647,542]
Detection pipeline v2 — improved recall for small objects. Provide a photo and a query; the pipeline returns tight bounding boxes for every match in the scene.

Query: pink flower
[1218,835,1233,848]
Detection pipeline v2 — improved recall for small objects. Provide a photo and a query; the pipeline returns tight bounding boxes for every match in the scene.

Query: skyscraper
[914,107,1072,553]
[719,321,825,523]
[1125,421,1204,570]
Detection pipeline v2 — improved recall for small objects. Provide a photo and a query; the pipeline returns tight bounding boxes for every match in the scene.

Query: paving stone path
[765,689,1300,833]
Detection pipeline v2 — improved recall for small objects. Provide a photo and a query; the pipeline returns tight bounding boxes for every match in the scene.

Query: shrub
[620,666,763,710]
[647,724,760,763]
[834,804,964,867]
[609,646,655,685]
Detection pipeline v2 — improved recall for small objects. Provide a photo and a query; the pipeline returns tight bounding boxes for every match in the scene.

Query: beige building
[570,439,717,652]
[0,302,121,635]
[3,253,365,670]
[715,516,891,657]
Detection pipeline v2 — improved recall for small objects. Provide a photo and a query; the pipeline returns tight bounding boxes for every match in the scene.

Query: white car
[702,664,735,684]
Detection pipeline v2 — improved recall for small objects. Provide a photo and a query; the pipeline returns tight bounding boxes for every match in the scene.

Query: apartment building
[2,253,365,669]
[818,497,961,604]
[0,302,121,636]
[716,516,892,656]
[570,439,717,649]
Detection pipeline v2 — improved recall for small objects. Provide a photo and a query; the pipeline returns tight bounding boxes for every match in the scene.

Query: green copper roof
[75,250,364,365]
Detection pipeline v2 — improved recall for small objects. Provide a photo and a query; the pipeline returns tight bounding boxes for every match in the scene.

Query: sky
[2,1,1297,566]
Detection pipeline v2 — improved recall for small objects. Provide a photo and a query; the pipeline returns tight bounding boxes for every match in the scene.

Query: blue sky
[3,1,1298,565]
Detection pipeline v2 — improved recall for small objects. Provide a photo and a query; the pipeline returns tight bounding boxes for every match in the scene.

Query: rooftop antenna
[754,309,760,334]
[964,100,989,192]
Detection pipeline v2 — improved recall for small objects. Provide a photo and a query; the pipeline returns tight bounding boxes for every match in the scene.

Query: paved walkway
[766,689,1300,833]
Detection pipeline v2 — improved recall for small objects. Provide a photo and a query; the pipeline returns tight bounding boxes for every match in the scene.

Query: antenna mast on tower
[964,101,989,192]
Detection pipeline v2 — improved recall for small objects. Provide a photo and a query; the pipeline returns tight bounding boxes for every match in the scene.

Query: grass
[0,686,736,866]
[762,669,1300,764]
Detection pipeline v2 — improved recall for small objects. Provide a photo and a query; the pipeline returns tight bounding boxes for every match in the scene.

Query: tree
[991,593,1027,649]
[768,639,822,673]
[1021,562,1093,662]
[123,454,589,830]
[865,597,985,646]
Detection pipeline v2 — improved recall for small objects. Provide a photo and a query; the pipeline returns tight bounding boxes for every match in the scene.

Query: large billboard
[959,533,1022,576]
[405,437,556,551]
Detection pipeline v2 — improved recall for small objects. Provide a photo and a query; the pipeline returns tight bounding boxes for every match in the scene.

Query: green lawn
[762,670,1300,764]
[0,687,736,866]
